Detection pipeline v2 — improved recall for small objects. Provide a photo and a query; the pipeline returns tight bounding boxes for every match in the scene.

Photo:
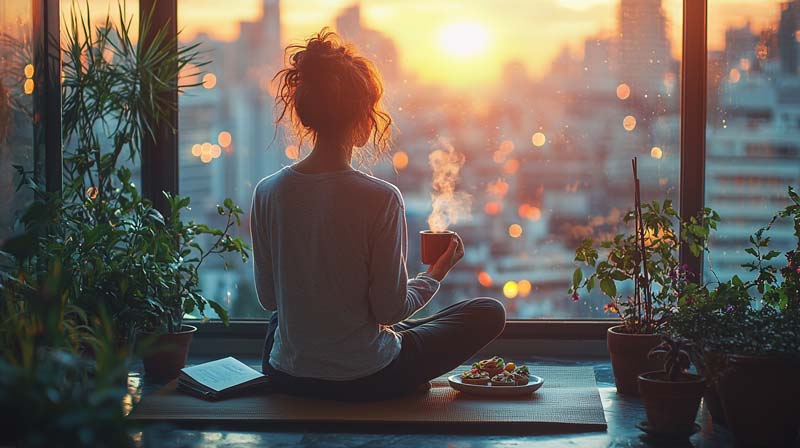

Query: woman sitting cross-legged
[251,29,506,402]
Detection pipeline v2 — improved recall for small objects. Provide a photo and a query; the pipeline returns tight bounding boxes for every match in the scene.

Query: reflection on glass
[0,0,34,240]
[706,0,800,282]
[178,0,682,319]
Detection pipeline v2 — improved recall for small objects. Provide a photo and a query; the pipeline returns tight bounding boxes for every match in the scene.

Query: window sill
[188,320,618,359]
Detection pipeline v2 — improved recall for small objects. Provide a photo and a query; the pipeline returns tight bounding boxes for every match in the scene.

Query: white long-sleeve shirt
[250,166,440,380]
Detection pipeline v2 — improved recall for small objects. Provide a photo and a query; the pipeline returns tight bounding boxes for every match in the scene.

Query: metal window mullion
[139,0,179,217]
[32,0,62,193]
[679,0,708,281]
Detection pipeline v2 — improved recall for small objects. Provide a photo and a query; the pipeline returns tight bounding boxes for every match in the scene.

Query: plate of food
[448,356,544,397]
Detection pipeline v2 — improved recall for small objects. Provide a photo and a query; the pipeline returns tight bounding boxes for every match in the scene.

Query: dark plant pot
[420,230,454,264]
[140,325,197,381]
[717,355,800,447]
[607,325,663,395]
[638,371,706,435]
[697,348,728,426]
[703,385,727,427]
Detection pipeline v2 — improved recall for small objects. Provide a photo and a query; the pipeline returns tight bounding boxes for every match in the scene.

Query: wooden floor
[129,356,737,447]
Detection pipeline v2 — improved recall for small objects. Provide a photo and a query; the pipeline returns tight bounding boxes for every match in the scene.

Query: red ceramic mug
[420,230,455,264]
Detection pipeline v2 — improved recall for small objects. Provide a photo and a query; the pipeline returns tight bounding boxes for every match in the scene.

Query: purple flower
[725,304,734,314]
[571,292,580,302]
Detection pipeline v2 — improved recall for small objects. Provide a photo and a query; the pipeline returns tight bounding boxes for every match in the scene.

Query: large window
[705,0,800,282]
[177,0,683,319]
[0,0,34,241]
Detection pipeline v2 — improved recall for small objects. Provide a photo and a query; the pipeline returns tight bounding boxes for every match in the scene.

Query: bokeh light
[503,159,519,174]
[477,271,493,287]
[191,144,201,157]
[531,132,546,147]
[202,73,217,89]
[503,281,519,299]
[508,223,523,238]
[499,140,515,153]
[23,64,34,78]
[487,179,509,197]
[518,279,532,297]
[650,146,663,159]
[217,131,232,147]
[200,153,212,163]
[729,68,741,83]
[518,204,542,221]
[23,79,34,95]
[393,151,409,170]
[200,142,212,157]
[623,115,637,131]
[210,144,222,158]
[616,83,631,100]
[484,201,502,215]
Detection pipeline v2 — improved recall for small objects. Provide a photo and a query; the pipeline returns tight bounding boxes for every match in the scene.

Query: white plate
[448,374,544,397]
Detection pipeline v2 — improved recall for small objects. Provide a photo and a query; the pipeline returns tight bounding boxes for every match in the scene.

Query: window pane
[179,0,683,319]
[0,1,34,240]
[706,0,800,282]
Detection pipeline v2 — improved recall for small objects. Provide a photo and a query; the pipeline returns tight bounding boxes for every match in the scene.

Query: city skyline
[19,0,785,86]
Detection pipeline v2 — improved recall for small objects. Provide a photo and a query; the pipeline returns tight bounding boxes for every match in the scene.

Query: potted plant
[637,337,705,438]
[136,194,249,380]
[0,241,134,447]
[670,186,800,446]
[569,159,719,394]
[3,3,250,380]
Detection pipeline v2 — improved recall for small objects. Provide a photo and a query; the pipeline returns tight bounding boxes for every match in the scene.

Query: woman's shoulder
[253,167,291,198]
[352,171,404,209]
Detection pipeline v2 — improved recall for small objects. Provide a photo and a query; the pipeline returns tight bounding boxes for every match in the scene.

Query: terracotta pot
[420,230,454,264]
[718,355,800,447]
[606,325,663,395]
[638,371,706,435]
[140,325,197,381]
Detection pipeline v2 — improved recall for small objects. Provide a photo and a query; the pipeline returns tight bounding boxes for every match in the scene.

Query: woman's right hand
[425,233,465,282]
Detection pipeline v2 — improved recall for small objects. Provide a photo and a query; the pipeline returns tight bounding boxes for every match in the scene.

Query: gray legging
[262,297,506,401]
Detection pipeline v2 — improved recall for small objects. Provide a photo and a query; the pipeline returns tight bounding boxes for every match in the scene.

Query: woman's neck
[293,136,354,174]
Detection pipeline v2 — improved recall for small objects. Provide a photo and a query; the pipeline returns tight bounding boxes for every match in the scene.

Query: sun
[438,22,490,58]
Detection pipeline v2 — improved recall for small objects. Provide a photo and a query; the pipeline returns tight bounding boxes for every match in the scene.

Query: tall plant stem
[632,158,653,330]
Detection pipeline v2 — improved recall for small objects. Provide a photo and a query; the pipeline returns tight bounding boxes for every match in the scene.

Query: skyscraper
[617,0,672,100]
[334,4,399,81]
[779,0,800,74]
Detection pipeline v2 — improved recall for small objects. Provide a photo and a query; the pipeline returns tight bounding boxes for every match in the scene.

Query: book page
[181,357,264,392]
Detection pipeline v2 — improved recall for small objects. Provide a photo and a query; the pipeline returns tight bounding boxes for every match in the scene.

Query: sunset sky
[179,0,784,85]
[3,0,788,85]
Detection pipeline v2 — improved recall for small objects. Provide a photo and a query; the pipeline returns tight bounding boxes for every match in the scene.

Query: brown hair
[273,29,392,163]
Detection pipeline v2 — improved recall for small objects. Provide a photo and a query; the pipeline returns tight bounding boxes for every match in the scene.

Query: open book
[177,357,271,400]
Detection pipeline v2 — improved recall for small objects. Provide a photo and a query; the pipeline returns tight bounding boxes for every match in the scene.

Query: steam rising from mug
[427,140,472,231]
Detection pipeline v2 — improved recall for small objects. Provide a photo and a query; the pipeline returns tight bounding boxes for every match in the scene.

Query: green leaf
[572,268,583,289]
[600,278,617,298]
[208,300,230,325]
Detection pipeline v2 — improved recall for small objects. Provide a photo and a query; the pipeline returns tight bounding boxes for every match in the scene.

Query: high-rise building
[335,4,399,81]
[236,0,282,83]
[617,0,672,100]
[725,22,759,68]
[779,0,800,74]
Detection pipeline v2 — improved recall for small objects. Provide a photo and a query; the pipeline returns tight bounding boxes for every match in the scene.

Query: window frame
[33,0,709,339]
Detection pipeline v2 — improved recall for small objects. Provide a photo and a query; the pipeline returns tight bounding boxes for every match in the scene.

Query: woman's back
[251,166,438,380]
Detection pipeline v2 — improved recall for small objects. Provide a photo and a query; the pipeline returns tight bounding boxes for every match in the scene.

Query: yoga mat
[131,365,606,430]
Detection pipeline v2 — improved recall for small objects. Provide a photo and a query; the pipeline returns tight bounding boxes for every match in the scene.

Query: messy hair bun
[273,29,392,163]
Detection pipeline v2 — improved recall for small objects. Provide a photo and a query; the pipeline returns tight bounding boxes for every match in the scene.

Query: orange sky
[4,0,787,85]
[177,0,783,85]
